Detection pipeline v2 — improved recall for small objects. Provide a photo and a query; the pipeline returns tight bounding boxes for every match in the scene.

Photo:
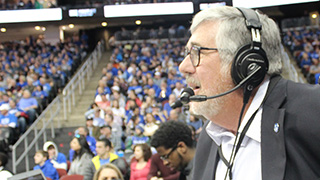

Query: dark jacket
[192,76,320,179]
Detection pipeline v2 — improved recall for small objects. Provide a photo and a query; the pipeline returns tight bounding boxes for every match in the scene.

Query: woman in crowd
[68,135,94,176]
[130,143,152,180]
[93,163,124,180]
[143,113,159,137]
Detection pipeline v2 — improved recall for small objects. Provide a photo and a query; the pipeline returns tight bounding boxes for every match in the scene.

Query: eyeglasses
[184,45,219,67]
[160,145,177,161]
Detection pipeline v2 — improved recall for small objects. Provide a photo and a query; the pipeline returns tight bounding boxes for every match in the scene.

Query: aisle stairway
[60,51,111,128]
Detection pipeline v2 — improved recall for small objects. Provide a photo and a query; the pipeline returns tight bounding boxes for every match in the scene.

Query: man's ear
[177,141,188,154]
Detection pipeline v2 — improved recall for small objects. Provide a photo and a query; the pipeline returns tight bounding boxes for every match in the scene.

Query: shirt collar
[206,77,270,145]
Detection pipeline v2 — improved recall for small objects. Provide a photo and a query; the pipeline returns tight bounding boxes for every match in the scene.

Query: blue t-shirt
[99,158,110,166]
[55,152,67,164]
[17,97,38,110]
[0,113,17,128]
[33,160,59,180]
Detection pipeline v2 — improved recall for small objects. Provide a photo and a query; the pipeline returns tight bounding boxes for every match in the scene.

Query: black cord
[223,101,248,180]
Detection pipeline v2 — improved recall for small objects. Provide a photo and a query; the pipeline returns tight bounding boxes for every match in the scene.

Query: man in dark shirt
[151,121,195,180]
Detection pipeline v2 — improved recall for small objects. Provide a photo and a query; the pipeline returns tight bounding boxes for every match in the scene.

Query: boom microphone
[170,87,195,109]
[190,66,261,102]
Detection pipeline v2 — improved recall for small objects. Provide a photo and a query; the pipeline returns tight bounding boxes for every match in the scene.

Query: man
[8,99,27,134]
[179,6,320,180]
[77,126,96,154]
[17,89,38,124]
[0,103,18,144]
[150,121,195,180]
[99,125,122,152]
[43,141,67,170]
[83,138,128,180]
[33,150,59,180]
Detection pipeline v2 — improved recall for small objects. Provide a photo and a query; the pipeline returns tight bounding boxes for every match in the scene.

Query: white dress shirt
[206,78,270,180]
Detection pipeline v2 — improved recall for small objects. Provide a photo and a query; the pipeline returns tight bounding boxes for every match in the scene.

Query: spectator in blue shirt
[43,141,68,170]
[0,103,17,144]
[8,99,27,134]
[32,85,48,109]
[69,126,97,161]
[33,150,59,180]
[17,89,38,124]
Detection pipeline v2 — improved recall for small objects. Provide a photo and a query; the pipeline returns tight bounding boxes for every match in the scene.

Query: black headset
[231,7,269,92]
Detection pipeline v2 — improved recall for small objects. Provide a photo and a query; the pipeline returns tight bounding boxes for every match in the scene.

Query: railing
[11,40,105,173]
[62,40,104,120]
[11,97,61,174]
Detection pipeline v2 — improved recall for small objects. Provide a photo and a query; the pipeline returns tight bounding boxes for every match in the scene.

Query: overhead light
[0,28,6,32]
[35,26,41,30]
[62,26,66,30]
[312,13,318,19]
[69,24,74,28]
[42,27,46,31]
[101,22,107,27]
[135,20,141,25]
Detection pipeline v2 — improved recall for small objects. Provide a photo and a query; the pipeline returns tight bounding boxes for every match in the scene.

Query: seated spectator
[38,77,51,95]
[93,163,124,180]
[84,102,99,120]
[68,135,94,176]
[93,109,105,127]
[0,152,12,179]
[104,113,122,141]
[126,90,142,109]
[17,89,38,124]
[300,52,312,76]
[111,99,125,126]
[70,126,96,161]
[17,75,28,89]
[33,150,59,180]
[144,113,159,137]
[163,94,176,120]
[172,81,184,98]
[8,99,27,134]
[49,66,64,90]
[126,104,144,125]
[140,96,156,116]
[99,125,122,152]
[130,143,152,180]
[0,103,18,144]
[187,115,202,140]
[95,80,111,97]
[32,85,48,109]
[86,117,101,140]
[151,104,166,123]
[147,153,180,180]
[96,93,111,112]
[0,93,10,106]
[43,141,67,170]
[84,138,128,180]
[125,124,149,153]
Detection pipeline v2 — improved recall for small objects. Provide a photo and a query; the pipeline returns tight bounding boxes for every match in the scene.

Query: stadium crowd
[0,34,89,152]
[2,25,203,179]
[283,26,320,84]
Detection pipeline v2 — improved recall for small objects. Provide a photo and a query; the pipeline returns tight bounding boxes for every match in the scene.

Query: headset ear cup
[231,44,269,89]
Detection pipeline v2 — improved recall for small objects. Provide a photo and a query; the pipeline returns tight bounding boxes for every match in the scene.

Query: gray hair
[190,6,282,75]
